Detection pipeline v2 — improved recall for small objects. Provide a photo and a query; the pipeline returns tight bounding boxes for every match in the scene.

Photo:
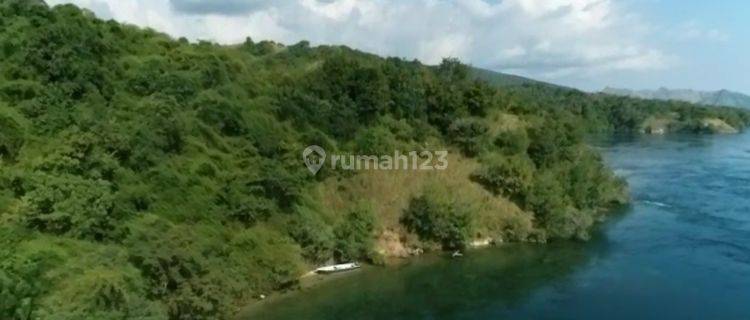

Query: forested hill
[1,1,749,319]
[469,67,555,88]
[603,87,750,110]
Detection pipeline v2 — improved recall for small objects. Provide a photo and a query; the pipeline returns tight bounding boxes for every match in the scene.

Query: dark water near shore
[243,133,750,320]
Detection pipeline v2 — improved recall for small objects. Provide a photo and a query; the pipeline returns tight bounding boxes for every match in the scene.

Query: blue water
[243,133,750,320]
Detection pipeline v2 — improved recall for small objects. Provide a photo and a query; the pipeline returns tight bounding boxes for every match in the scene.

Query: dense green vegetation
[495,83,750,134]
[1,1,749,319]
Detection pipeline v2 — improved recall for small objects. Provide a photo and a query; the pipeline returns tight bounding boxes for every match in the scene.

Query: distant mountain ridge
[602,87,750,109]
[470,67,561,88]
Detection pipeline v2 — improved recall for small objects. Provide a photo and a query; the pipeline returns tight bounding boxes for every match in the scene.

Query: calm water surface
[243,133,750,320]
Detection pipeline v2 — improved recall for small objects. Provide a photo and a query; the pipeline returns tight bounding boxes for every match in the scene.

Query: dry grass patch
[315,151,537,254]
[487,110,526,136]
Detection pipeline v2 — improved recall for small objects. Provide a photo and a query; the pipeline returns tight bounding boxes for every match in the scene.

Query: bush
[471,155,535,201]
[133,94,186,155]
[446,118,490,156]
[526,117,581,167]
[244,111,292,157]
[520,171,591,239]
[227,227,305,292]
[0,80,43,103]
[0,111,24,161]
[543,207,594,240]
[286,204,334,263]
[523,172,566,217]
[463,80,494,116]
[493,129,529,155]
[333,203,376,262]
[0,250,49,320]
[125,57,197,102]
[0,232,65,320]
[124,216,229,320]
[19,173,121,241]
[32,129,118,180]
[249,161,304,210]
[194,91,246,136]
[37,267,167,320]
[401,184,472,249]
[353,124,398,155]
[216,182,276,226]
[315,56,389,124]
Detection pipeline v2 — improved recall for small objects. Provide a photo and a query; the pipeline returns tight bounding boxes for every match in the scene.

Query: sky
[46,0,750,93]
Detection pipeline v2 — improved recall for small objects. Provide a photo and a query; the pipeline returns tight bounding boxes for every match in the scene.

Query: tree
[436,57,469,83]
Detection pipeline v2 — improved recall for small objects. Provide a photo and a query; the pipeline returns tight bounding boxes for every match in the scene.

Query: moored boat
[315,262,361,274]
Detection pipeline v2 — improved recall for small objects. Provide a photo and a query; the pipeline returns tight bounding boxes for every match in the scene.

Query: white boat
[315,262,360,274]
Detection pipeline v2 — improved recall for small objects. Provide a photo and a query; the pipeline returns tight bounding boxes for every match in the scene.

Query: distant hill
[602,87,750,109]
[470,67,560,88]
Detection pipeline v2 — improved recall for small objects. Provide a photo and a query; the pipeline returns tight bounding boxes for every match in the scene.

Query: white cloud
[45,0,672,80]
[674,21,729,43]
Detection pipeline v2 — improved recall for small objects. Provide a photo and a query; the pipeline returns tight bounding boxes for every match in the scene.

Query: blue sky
[49,0,750,93]
[588,0,750,93]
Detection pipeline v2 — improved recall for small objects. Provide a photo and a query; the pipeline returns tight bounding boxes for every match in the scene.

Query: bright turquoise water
[243,133,750,319]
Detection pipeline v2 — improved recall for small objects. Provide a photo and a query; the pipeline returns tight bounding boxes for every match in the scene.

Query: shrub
[286,205,334,263]
[493,129,529,155]
[133,94,186,155]
[526,117,581,167]
[0,111,24,161]
[19,173,121,241]
[227,227,305,292]
[194,91,246,136]
[543,207,594,240]
[244,111,291,157]
[401,184,472,249]
[249,161,304,210]
[216,185,276,226]
[333,203,376,262]
[0,252,48,319]
[446,118,490,156]
[353,124,398,155]
[0,233,64,320]
[463,80,494,116]
[471,155,535,201]
[520,171,593,239]
[33,129,118,180]
[0,80,43,103]
[38,267,167,320]
[124,216,229,320]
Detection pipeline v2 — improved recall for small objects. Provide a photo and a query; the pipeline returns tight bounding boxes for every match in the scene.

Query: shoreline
[235,264,369,319]
[233,202,630,319]
[234,240,500,319]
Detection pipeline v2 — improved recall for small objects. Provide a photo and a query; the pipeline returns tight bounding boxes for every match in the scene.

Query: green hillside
[1,1,749,319]
[469,67,557,88]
